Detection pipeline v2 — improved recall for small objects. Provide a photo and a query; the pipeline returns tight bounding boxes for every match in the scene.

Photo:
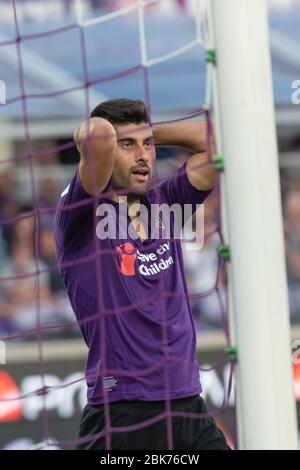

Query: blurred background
[0,0,299,450]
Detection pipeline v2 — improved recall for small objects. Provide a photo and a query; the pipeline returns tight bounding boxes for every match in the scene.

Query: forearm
[74,117,117,159]
[153,120,216,190]
[186,152,216,190]
[74,118,117,195]
[153,120,207,154]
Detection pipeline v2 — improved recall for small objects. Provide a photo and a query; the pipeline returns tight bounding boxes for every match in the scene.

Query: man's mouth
[131,168,150,183]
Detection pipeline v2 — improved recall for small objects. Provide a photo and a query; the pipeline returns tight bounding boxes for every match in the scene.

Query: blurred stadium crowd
[0,0,193,21]
[1,0,297,23]
[0,141,300,339]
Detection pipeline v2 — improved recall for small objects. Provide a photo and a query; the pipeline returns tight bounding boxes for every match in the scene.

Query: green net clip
[225,346,238,362]
[217,244,231,261]
[212,154,224,171]
[206,48,217,65]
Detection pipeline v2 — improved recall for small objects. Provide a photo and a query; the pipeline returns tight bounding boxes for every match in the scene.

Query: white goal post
[207,0,298,450]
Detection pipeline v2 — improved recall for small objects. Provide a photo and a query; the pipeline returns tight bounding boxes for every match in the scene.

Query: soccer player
[54,99,229,450]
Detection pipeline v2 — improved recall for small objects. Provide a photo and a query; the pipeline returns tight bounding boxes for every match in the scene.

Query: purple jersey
[54,163,212,404]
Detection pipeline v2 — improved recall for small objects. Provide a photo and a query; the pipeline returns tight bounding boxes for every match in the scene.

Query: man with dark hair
[54,98,229,450]
[90,98,150,125]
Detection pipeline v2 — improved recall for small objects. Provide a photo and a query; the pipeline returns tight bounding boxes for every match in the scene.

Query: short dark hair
[90,98,150,126]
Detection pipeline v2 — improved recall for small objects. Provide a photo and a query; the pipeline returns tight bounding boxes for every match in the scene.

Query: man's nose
[135,145,149,162]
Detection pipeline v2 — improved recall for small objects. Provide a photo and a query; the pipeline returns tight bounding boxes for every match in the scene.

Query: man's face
[110,122,156,198]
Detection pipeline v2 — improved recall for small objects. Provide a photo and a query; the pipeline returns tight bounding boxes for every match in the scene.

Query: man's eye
[145,142,153,149]
[122,142,132,149]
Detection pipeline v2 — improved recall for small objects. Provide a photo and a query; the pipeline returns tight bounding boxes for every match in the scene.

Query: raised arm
[153,120,216,191]
[74,117,117,195]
